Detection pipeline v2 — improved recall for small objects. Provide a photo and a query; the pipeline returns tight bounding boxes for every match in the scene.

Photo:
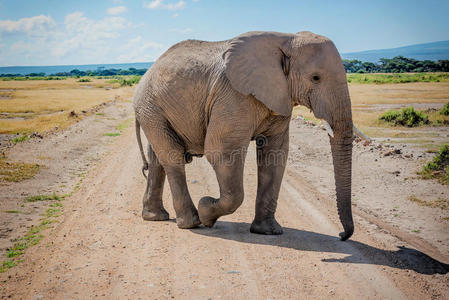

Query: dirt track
[1,103,449,299]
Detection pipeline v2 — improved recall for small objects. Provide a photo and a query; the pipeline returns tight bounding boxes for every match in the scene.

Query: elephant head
[224,31,355,240]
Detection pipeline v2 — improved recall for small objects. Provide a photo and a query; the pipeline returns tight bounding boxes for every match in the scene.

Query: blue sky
[0,0,448,66]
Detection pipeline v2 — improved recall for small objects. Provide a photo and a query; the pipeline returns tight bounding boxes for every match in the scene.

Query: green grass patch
[77,78,91,82]
[440,102,449,116]
[379,107,429,127]
[3,210,22,214]
[0,159,40,182]
[116,117,133,132]
[0,194,62,272]
[104,132,120,137]
[25,193,66,202]
[0,260,17,273]
[106,75,141,86]
[347,73,449,84]
[11,134,30,144]
[44,207,61,218]
[96,113,105,116]
[420,144,449,184]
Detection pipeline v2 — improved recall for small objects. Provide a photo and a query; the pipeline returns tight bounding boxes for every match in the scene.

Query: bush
[379,106,429,127]
[421,144,449,184]
[440,102,449,116]
[78,78,91,82]
[119,76,141,86]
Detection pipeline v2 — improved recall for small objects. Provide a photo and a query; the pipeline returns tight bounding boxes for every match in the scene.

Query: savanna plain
[0,74,448,299]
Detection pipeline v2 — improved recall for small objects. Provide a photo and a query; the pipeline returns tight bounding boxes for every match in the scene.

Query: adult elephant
[134,31,365,241]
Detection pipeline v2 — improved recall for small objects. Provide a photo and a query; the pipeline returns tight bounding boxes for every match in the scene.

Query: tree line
[0,67,148,78]
[1,56,449,77]
[343,56,449,73]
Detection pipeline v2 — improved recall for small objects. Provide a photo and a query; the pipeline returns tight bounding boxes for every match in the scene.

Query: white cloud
[0,15,55,35]
[172,13,179,18]
[49,12,128,58]
[106,6,127,15]
[0,12,164,65]
[117,35,165,62]
[143,0,186,10]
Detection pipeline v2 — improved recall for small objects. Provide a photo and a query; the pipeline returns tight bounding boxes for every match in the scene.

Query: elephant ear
[223,32,293,116]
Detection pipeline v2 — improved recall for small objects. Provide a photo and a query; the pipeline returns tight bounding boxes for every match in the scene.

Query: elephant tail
[135,118,149,178]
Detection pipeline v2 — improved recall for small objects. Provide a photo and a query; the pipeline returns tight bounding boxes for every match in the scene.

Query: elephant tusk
[322,120,334,138]
[353,125,371,141]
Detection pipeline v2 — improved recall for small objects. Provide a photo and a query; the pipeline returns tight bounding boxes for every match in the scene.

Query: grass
[0,78,135,134]
[3,210,22,214]
[346,73,449,84]
[440,102,449,116]
[106,75,141,87]
[0,260,17,273]
[104,132,120,137]
[11,134,30,144]
[379,107,429,127]
[116,117,133,131]
[0,159,40,182]
[420,144,449,184]
[24,193,67,202]
[409,195,449,210]
[1,192,64,273]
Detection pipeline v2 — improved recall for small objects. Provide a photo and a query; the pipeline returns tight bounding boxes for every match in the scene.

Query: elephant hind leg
[198,152,246,227]
[164,165,201,229]
[142,143,169,221]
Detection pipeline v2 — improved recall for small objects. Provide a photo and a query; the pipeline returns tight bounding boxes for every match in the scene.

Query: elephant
[134,31,366,241]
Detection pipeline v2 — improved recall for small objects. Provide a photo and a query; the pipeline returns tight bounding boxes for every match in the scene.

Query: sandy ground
[1,101,448,299]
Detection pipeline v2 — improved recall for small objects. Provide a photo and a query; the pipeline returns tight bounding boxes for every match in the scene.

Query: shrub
[421,144,449,184]
[440,102,449,116]
[78,78,91,82]
[119,76,141,86]
[379,106,429,127]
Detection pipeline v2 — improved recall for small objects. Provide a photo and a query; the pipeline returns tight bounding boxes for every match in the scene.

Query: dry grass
[0,159,40,182]
[409,195,448,210]
[293,82,449,149]
[0,78,134,134]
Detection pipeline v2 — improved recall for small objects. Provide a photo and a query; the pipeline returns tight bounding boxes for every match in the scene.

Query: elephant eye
[312,75,320,83]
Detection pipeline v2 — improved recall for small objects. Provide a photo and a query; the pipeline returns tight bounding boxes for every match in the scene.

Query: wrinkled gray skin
[133,31,354,241]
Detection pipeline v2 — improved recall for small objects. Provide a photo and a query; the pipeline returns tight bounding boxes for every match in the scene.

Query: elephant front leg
[250,129,289,235]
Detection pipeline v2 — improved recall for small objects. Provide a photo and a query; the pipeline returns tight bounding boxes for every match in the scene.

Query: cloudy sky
[0,0,448,66]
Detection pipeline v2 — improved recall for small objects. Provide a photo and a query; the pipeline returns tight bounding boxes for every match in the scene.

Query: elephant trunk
[329,98,354,240]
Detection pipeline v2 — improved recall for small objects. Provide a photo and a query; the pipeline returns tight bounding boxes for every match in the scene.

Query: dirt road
[1,105,449,299]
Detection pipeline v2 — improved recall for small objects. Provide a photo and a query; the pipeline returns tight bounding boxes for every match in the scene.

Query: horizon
[1,0,449,67]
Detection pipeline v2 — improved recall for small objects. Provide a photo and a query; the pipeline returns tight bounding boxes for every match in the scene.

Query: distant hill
[0,62,153,75]
[341,41,449,62]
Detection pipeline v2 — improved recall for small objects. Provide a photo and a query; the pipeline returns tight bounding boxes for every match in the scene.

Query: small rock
[363,140,371,146]
[191,180,198,184]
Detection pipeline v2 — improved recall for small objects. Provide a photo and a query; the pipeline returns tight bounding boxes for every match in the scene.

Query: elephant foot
[176,207,201,229]
[250,217,283,235]
[198,196,219,227]
[142,208,169,221]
